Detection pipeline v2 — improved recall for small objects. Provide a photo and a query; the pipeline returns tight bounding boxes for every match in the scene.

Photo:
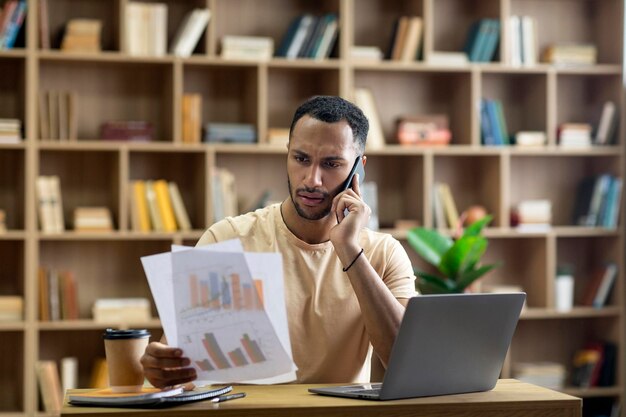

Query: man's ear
[362,155,367,167]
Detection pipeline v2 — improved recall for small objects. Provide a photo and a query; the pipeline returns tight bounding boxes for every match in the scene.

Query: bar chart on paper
[194,329,267,371]
[187,272,264,311]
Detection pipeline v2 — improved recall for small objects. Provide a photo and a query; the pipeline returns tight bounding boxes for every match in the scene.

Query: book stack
[582,262,618,309]
[38,90,78,141]
[276,13,338,60]
[73,207,113,232]
[513,199,551,232]
[542,44,597,66]
[558,123,592,148]
[396,114,451,146]
[61,19,102,53]
[387,16,423,62]
[100,121,153,141]
[129,180,192,232]
[513,362,566,390]
[594,101,619,145]
[36,175,65,234]
[464,19,500,62]
[182,93,202,144]
[0,118,21,143]
[38,267,79,321]
[0,295,23,321]
[349,46,383,62]
[480,99,510,145]
[572,174,623,228]
[0,0,26,49]
[92,298,151,322]
[508,16,537,66]
[125,2,167,56]
[203,123,256,144]
[571,341,616,388]
[212,168,238,223]
[433,183,460,230]
[221,36,273,61]
[514,131,546,147]
[169,8,210,57]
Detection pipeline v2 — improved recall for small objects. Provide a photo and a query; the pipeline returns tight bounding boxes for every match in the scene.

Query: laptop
[309,292,526,400]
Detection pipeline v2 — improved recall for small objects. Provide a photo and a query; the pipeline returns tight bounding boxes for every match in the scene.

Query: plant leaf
[456,263,499,290]
[407,228,453,267]
[416,271,455,293]
[459,237,487,273]
[463,214,493,237]
[439,236,485,278]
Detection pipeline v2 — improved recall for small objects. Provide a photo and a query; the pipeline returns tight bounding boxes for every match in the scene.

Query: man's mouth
[297,192,326,206]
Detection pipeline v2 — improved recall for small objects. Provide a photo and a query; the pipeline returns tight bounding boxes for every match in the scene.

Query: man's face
[287,115,360,221]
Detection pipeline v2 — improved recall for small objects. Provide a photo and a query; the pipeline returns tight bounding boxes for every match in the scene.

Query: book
[68,385,232,407]
[168,182,192,231]
[400,16,423,62]
[221,36,274,60]
[437,183,460,230]
[390,16,410,61]
[61,357,78,394]
[592,262,618,308]
[353,88,385,149]
[100,121,154,141]
[0,295,23,321]
[153,179,177,232]
[0,209,5,232]
[61,19,102,53]
[595,101,618,145]
[145,180,164,231]
[36,360,63,413]
[182,93,202,143]
[170,8,211,57]
[125,2,168,56]
[131,180,151,232]
[73,207,113,232]
[38,0,49,49]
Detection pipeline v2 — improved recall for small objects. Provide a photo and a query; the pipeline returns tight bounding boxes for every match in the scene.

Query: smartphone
[341,156,365,191]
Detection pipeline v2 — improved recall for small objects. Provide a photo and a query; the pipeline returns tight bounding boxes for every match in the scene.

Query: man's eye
[295,156,308,163]
[324,161,340,168]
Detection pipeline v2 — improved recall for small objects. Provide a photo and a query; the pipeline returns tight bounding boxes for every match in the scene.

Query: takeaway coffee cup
[103,328,151,392]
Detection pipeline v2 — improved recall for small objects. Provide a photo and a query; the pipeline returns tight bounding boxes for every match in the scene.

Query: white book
[593,263,618,308]
[314,17,338,59]
[509,16,522,66]
[152,3,168,56]
[170,8,210,57]
[432,183,446,229]
[48,175,65,232]
[36,176,56,233]
[61,357,78,394]
[521,16,537,65]
[286,14,313,59]
[595,101,617,145]
[125,2,142,55]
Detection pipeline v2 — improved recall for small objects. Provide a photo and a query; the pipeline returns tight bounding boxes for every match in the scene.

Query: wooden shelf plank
[37,318,162,331]
[36,231,205,241]
[521,307,622,320]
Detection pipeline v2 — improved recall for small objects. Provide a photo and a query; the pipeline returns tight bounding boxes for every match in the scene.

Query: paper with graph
[141,240,296,383]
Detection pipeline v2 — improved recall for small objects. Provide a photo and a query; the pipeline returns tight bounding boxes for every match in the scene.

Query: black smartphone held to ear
[342,156,365,191]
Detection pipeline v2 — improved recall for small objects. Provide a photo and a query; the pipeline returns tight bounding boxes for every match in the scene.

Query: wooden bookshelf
[0,0,623,414]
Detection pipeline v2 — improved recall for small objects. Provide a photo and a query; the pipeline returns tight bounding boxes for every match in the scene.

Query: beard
[287,178,336,221]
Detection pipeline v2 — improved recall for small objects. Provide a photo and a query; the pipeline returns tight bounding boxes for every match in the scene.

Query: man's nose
[303,165,323,188]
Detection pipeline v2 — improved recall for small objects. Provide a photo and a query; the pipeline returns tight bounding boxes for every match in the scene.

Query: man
[141,96,416,387]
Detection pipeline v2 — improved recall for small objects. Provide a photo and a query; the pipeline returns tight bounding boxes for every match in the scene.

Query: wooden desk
[62,379,581,417]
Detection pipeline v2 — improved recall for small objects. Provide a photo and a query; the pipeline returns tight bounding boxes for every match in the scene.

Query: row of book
[432,182,462,230]
[276,13,338,59]
[0,118,21,143]
[571,341,616,388]
[0,0,26,49]
[509,15,537,66]
[39,90,79,141]
[480,98,510,145]
[581,262,618,309]
[130,180,192,232]
[464,19,500,62]
[387,16,423,62]
[572,174,623,229]
[38,267,79,321]
[125,2,168,56]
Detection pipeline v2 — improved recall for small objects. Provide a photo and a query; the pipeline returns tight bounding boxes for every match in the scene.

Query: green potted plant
[407,215,499,294]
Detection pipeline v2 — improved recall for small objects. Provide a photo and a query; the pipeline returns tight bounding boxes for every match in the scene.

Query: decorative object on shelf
[396,114,451,146]
[514,131,546,147]
[0,295,23,320]
[0,0,26,49]
[203,122,256,144]
[170,8,211,57]
[407,215,499,294]
[92,298,151,322]
[36,175,65,233]
[38,90,78,141]
[558,123,592,148]
[554,265,575,312]
[125,2,167,56]
[0,208,5,233]
[463,205,488,226]
[221,36,273,61]
[542,43,597,66]
[100,120,153,141]
[276,13,338,60]
[508,15,537,66]
[182,93,202,144]
[464,18,500,63]
[511,199,551,232]
[61,19,102,53]
[0,118,21,143]
[73,207,113,232]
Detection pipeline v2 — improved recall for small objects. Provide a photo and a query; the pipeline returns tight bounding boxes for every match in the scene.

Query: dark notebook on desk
[309,292,525,400]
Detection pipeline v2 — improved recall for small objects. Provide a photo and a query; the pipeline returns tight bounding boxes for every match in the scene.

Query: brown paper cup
[103,329,150,393]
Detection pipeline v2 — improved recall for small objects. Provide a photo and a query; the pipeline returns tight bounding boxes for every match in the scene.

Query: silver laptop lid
[379,292,525,400]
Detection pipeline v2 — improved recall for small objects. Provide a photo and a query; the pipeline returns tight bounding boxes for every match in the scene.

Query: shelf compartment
[38,240,172,319]
[214,152,286,217]
[354,70,472,145]
[432,0,500,55]
[0,331,23,412]
[557,236,621,309]
[38,60,174,141]
[212,0,340,57]
[0,149,25,230]
[433,154,501,226]
[129,151,206,231]
[39,150,120,231]
[509,155,622,227]
[0,240,24,315]
[480,72,548,144]
[267,68,340,130]
[0,58,25,129]
[509,0,624,65]
[353,0,424,58]
[183,63,259,140]
[365,154,424,229]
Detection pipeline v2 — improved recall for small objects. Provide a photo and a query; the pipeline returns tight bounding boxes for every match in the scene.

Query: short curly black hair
[289,96,369,154]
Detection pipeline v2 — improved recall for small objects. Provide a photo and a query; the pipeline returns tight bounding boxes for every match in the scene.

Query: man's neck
[280,199,334,244]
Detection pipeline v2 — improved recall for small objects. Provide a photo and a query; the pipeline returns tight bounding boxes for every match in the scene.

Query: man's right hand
[140,341,198,388]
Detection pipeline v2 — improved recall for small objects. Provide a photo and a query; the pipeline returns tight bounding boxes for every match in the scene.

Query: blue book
[494,100,509,145]
[480,100,496,145]
[480,19,500,62]
[3,1,27,49]
[276,15,304,57]
[485,100,503,145]
[464,20,489,62]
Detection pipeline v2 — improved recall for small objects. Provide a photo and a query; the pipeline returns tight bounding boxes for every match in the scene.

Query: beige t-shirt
[196,203,416,383]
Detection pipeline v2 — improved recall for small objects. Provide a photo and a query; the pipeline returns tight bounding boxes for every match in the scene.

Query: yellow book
[154,179,177,232]
[132,181,151,232]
